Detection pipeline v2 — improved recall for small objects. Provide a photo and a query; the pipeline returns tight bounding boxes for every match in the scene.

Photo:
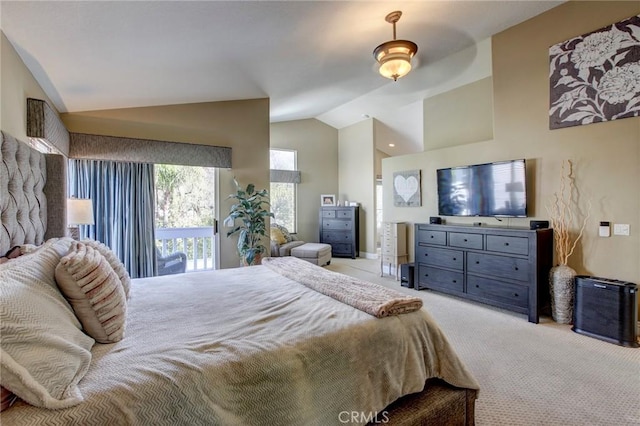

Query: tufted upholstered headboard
[0,131,67,254]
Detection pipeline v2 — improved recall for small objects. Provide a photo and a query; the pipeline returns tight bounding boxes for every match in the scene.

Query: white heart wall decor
[394,175,419,203]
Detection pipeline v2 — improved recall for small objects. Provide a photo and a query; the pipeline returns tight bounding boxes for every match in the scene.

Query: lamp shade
[67,198,94,225]
[374,40,418,81]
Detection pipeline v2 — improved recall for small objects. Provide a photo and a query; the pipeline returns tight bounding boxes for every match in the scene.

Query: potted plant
[225,179,274,266]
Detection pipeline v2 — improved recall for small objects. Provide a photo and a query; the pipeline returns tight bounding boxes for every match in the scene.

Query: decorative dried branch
[545,160,591,266]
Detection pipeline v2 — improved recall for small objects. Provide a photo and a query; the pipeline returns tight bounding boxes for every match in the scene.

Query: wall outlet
[613,224,630,236]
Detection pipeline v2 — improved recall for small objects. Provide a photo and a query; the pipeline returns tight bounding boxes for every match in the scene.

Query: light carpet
[326,258,640,426]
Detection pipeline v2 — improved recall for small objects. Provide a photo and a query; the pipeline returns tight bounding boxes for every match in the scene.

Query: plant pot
[549,264,576,324]
[241,252,262,267]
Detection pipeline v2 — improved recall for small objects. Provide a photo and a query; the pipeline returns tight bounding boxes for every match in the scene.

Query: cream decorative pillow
[270,227,287,245]
[81,239,131,299]
[272,223,294,242]
[20,243,40,255]
[56,241,127,344]
[0,240,94,409]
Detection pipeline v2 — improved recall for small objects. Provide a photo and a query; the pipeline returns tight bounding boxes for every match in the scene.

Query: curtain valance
[26,98,70,156]
[69,133,232,168]
[270,169,301,184]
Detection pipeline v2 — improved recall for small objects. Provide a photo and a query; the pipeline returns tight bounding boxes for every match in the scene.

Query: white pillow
[0,238,94,409]
[81,239,131,299]
[56,242,127,344]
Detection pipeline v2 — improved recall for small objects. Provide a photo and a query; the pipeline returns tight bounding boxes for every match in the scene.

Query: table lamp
[67,198,94,239]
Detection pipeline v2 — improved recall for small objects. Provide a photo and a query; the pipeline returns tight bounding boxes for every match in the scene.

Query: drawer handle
[453,257,457,261]
[475,261,480,264]
[514,293,519,297]
[505,242,510,246]
[424,253,428,257]
[475,284,479,288]
[430,235,434,239]
[464,239,468,242]
[452,280,457,283]
[514,267,519,271]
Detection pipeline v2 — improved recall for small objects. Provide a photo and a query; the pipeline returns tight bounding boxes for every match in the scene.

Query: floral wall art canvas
[549,14,640,129]
[393,170,421,207]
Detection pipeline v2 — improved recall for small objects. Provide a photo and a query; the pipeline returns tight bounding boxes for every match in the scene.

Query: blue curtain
[68,159,157,278]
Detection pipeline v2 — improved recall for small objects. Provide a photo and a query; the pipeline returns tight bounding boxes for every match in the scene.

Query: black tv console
[414,223,553,323]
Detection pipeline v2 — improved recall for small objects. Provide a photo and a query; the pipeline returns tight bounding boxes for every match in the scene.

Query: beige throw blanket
[262,256,423,317]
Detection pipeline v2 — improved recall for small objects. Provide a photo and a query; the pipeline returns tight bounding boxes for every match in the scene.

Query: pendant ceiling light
[373,11,418,81]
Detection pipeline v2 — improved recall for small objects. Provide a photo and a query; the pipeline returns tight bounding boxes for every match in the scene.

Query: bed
[0,131,479,425]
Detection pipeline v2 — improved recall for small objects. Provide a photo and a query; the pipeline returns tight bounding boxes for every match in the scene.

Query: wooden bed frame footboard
[370,378,477,426]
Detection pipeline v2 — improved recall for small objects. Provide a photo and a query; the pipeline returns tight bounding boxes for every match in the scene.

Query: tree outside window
[154,164,216,260]
[270,149,297,233]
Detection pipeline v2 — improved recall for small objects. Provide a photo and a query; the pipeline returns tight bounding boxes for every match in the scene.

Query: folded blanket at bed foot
[261,256,423,318]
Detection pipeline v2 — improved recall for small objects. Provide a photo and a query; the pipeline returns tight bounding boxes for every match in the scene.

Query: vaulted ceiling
[1,1,564,155]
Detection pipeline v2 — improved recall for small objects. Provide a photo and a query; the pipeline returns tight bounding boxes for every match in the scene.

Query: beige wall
[270,118,339,243]
[338,119,376,257]
[375,149,389,179]
[61,99,270,269]
[424,77,494,151]
[1,32,57,142]
[384,2,640,301]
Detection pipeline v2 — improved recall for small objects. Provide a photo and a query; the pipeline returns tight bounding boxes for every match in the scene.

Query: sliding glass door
[154,165,219,272]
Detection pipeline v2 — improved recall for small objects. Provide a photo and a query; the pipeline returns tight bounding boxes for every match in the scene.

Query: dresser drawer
[337,210,353,219]
[486,235,528,255]
[322,231,351,243]
[321,210,336,218]
[449,232,483,250]
[381,254,404,263]
[331,243,352,256]
[417,265,464,293]
[322,219,352,231]
[415,246,463,270]
[467,275,529,308]
[416,229,447,246]
[382,243,396,255]
[467,252,530,282]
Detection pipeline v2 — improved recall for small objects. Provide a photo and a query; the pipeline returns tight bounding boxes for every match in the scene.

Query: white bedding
[2,265,478,425]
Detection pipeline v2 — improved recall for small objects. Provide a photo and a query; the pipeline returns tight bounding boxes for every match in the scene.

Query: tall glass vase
[549,264,577,324]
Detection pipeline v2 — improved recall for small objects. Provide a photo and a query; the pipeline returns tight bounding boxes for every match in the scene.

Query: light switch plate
[613,224,630,236]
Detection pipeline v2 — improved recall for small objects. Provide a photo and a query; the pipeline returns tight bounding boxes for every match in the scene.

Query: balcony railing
[155,227,216,272]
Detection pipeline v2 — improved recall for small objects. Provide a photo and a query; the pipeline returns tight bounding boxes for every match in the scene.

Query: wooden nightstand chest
[319,206,359,259]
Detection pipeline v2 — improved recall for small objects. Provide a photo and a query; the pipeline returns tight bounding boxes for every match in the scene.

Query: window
[270,149,297,233]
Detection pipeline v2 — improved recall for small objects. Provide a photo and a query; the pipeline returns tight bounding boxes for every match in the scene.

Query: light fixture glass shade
[374,40,418,81]
[67,198,94,225]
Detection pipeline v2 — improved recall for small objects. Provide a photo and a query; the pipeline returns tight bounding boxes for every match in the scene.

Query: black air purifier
[573,276,638,347]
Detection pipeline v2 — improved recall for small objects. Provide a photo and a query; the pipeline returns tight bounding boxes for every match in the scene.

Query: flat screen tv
[437,159,527,217]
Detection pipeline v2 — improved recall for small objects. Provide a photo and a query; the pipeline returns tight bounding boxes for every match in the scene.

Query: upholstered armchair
[156,248,187,275]
[269,224,305,257]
